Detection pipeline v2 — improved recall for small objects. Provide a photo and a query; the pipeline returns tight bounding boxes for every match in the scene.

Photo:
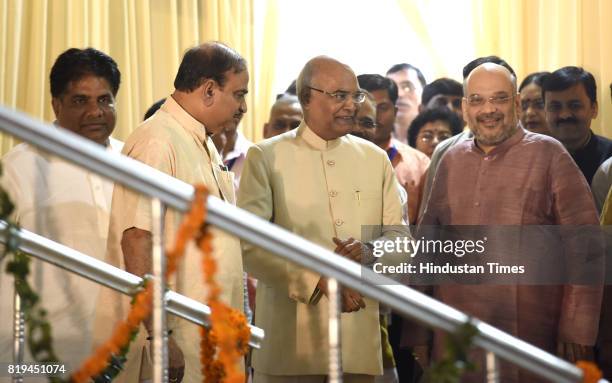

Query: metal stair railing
[0,220,264,348]
[0,105,583,383]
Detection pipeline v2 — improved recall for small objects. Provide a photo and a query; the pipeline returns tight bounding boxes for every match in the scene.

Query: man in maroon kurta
[422,63,602,382]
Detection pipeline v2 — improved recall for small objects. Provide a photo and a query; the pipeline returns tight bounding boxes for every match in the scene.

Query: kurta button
[329,190,338,197]
[474,202,480,206]
[335,219,343,226]
[327,160,335,166]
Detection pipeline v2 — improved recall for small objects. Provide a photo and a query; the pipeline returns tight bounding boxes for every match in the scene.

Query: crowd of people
[0,41,611,383]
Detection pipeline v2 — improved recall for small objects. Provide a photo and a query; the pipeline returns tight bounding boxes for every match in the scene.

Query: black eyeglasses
[308,86,366,104]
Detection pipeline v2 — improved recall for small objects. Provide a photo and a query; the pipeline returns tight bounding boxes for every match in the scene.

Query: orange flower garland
[71,282,153,382]
[198,196,250,383]
[70,185,226,382]
[576,360,602,383]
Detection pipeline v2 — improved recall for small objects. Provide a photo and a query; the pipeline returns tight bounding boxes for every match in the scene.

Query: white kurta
[238,124,407,376]
[0,137,123,369]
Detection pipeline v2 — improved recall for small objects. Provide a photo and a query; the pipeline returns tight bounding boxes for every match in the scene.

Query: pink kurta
[422,128,602,382]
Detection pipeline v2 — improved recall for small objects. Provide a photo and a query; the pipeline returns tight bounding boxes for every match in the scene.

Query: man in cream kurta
[94,42,248,383]
[238,56,407,383]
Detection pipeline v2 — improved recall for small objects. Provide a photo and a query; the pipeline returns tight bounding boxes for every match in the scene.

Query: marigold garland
[197,211,250,383]
[70,185,218,382]
[576,360,602,383]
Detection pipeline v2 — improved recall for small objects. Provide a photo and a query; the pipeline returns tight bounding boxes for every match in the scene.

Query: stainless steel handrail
[0,105,583,382]
[0,221,263,349]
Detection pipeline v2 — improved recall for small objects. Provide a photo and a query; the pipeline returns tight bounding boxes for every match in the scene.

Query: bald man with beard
[421,63,603,382]
[238,56,408,383]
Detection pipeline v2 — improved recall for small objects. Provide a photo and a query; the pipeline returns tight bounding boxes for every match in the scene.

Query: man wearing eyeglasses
[262,93,303,139]
[417,56,515,222]
[421,62,602,382]
[238,56,408,383]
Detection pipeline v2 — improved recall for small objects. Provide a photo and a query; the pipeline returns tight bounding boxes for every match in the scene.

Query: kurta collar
[470,125,525,156]
[298,122,342,151]
[162,95,208,145]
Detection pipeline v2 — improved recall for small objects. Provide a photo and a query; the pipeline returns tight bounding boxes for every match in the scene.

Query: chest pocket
[355,189,382,225]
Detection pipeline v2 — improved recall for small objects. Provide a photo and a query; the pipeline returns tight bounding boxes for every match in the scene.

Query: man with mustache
[417,56,515,221]
[238,56,408,383]
[421,62,602,382]
[542,66,612,185]
[95,42,247,382]
[0,48,123,368]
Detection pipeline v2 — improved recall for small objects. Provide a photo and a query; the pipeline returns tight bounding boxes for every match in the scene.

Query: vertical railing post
[151,198,167,383]
[328,278,342,383]
[486,350,500,383]
[12,278,24,383]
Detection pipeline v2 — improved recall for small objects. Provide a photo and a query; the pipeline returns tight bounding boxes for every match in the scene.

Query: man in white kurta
[94,42,247,383]
[0,47,123,370]
[238,56,407,383]
[0,137,122,367]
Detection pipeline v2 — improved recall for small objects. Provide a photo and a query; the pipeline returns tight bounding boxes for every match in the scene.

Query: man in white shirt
[0,47,123,368]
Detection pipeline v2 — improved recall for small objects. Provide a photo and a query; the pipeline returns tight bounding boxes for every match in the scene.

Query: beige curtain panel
[0,0,611,155]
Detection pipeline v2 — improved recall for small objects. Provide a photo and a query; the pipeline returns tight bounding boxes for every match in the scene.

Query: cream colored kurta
[237,124,406,376]
[0,137,122,368]
[93,96,244,382]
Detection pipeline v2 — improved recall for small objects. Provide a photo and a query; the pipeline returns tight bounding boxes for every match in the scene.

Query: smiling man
[238,56,408,383]
[0,47,123,369]
[542,66,612,184]
[421,62,602,382]
[95,42,247,383]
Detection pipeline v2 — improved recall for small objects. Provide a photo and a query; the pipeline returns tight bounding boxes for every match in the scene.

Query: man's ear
[591,100,599,119]
[418,104,425,113]
[51,97,61,117]
[201,79,216,107]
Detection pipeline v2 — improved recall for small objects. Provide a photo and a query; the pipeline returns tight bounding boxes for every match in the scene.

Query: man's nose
[85,100,104,117]
[481,101,497,113]
[240,99,247,114]
[344,98,358,113]
[558,106,572,119]
[526,105,537,116]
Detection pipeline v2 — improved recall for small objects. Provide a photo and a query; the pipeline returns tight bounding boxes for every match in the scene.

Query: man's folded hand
[341,287,366,313]
[333,237,369,263]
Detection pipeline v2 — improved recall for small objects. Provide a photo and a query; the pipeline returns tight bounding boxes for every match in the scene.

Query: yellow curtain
[393,0,611,137]
[0,0,264,156]
[472,0,612,136]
